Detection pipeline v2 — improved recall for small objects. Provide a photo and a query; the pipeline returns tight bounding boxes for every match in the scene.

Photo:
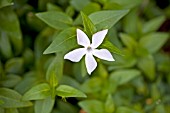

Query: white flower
[64,29,115,75]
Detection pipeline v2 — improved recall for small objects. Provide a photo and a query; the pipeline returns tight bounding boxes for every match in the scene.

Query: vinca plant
[0,0,170,113]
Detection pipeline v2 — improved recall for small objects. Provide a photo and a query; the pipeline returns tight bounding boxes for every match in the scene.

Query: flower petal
[64,48,86,62]
[77,29,90,47]
[85,53,97,75]
[91,29,108,48]
[93,49,115,61]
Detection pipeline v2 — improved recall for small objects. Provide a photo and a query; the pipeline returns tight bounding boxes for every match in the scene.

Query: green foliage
[79,100,104,113]
[110,69,141,85]
[53,100,79,113]
[0,0,170,113]
[139,32,169,53]
[5,58,24,74]
[47,3,62,12]
[0,0,13,9]
[81,77,103,93]
[137,55,155,80]
[0,6,22,56]
[46,55,63,83]
[100,40,124,56]
[81,11,97,37]
[120,33,137,50]
[0,88,32,108]
[22,83,51,100]
[105,94,115,113]
[70,0,90,11]
[142,16,166,33]
[116,106,140,113]
[36,11,73,30]
[0,35,13,59]
[43,27,77,54]
[7,108,19,113]
[34,97,55,113]
[109,0,142,9]
[0,74,21,88]
[56,85,86,98]
[89,10,129,30]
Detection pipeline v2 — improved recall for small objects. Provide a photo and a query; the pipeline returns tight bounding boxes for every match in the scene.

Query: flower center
[87,46,92,52]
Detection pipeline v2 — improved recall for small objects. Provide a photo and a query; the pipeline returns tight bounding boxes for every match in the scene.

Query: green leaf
[43,27,77,54]
[116,106,140,113]
[56,85,86,98]
[5,108,18,113]
[95,63,108,78]
[139,32,169,53]
[120,33,137,49]
[82,2,101,15]
[0,60,5,78]
[0,32,13,59]
[22,48,34,67]
[73,2,101,26]
[81,77,103,93]
[110,69,141,85]
[109,0,142,9]
[137,55,155,81]
[89,10,129,30]
[22,83,51,100]
[105,94,115,113]
[59,76,80,89]
[36,11,73,30]
[142,16,165,33]
[70,0,90,11]
[123,9,141,39]
[154,105,166,113]
[135,45,149,57]
[0,0,13,8]
[0,7,23,55]
[81,11,97,37]
[102,79,117,95]
[103,2,123,10]
[34,97,55,113]
[34,27,54,58]
[46,54,64,98]
[5,58,24,74]
[73,59,87,78]
[46,54,64,86]
[0,88,32,108]
[26,11,46,32]
[79,100,104,113]
[14,71,41,94]
[100,40,124,56]
[56,100,79,113]
[47,3,62,11]
[0,100,4,105]
[0,74,21,88]
[0,108,4,113]
[66,6,75,17]
[108,54,137,70]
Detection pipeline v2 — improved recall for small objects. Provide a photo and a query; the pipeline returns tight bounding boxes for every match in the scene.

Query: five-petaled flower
[64,29,115,75]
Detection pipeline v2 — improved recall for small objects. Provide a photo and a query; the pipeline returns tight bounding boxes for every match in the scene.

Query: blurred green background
[0,0,170,113]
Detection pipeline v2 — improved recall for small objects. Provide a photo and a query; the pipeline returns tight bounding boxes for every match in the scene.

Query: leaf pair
[22,83,86,100]
[22,82,86,113]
